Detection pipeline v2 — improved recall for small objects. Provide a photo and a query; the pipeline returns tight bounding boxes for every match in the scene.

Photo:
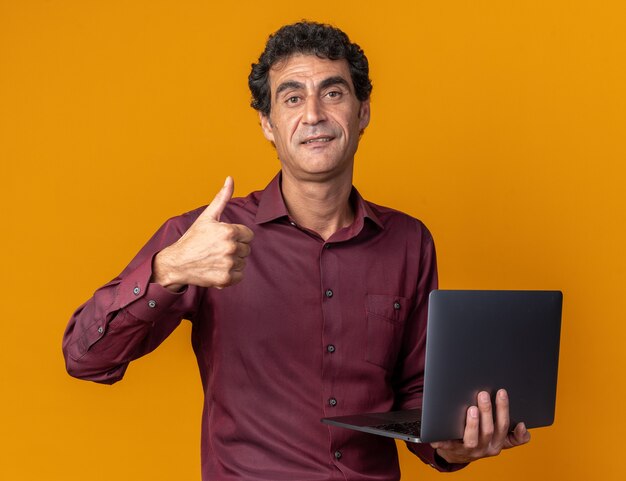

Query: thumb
[201,176,234,222]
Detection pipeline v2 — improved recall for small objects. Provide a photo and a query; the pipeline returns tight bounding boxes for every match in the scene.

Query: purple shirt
[63,173,461,480]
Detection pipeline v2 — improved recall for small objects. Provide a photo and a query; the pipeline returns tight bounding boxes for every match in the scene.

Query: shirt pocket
[365,294,410,370]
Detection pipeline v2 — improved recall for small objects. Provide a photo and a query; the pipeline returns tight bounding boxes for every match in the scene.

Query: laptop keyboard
[372,420,421,437]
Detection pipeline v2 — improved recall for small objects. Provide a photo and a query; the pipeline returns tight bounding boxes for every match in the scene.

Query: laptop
[321,289,563,443]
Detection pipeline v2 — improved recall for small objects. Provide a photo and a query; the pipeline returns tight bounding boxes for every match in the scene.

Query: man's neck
[281,170,354,241]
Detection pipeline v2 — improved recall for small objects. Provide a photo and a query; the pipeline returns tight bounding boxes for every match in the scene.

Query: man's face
[260,54,370,183]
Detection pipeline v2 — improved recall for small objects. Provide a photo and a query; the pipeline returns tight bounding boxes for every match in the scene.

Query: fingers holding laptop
[491,388,531,449]
[431,389,531,464]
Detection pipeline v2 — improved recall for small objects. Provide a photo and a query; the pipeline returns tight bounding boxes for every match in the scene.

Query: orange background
[1,1,625,479]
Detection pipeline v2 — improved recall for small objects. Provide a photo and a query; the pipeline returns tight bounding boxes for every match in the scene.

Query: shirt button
[148,300,157,308]
[324,244,331,249]
[334,450,342,460]
[290,221,296,226]
[325,289,334,298]
[327,344,336,353]
[97,326,104,334]
[329,397,337,407]
[133,286,141,295]
[394,301,401,310]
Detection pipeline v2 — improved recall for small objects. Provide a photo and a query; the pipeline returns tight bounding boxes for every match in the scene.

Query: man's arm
[61,219,198,384]
[62,177,253,384]
[390,224,467,471]
[392,224,530,469]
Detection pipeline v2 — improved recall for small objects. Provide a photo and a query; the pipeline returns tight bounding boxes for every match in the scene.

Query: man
[63,21,530,480]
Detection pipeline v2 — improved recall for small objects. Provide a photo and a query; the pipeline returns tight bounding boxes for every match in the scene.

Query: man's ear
[358,99,371,132]
[259,112,275,142]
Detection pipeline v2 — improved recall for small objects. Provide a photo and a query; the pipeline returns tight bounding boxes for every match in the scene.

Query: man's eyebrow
[275,76,352,99]
[319,76,351,92]
[275,80,305,98]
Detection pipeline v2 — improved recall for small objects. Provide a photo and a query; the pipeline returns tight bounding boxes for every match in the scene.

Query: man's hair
[248,21,372,117]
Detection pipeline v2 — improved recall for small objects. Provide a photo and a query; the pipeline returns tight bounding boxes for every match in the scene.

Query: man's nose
[302,96,326,125]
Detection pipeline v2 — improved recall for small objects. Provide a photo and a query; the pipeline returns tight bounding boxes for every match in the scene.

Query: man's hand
[152,177,254,292]
[431,389,531,465]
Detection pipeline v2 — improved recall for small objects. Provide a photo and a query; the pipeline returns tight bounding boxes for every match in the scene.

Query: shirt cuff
[433,449,468,472]
[406,442,468,472]
[116,253,187,321]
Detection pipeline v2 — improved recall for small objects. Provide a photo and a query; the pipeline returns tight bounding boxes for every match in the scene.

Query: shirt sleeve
[391,222,468,472]
[62,213,202,384]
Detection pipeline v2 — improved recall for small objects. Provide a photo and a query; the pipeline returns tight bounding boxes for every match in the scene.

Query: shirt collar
[254,172,384,230]
[254,172,290,224]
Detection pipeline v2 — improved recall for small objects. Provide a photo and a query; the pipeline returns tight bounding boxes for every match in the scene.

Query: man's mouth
[301,136,334,144]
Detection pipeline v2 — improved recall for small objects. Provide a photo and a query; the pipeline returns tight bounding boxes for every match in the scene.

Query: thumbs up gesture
[152,177,254,291]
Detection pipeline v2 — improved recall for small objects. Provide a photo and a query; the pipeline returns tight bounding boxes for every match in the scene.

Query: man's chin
[281,161,354,184]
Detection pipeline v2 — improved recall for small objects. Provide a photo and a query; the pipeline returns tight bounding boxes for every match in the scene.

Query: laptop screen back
[420,290,562,442]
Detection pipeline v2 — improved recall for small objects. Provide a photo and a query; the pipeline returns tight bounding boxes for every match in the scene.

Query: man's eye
[286,96,300,104]
[326,91,342,98]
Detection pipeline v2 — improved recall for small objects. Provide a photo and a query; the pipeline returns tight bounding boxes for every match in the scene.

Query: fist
[153,177,254,291]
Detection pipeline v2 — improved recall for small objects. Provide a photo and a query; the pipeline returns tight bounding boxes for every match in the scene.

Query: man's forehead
[269,54,353,89]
